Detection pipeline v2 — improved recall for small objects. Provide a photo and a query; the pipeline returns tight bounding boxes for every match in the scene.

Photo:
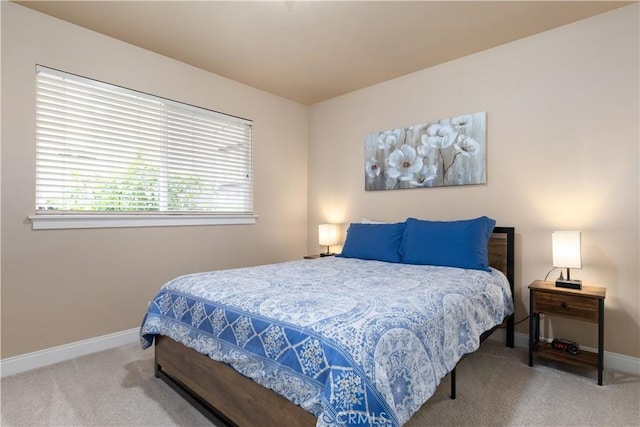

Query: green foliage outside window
[44,155,204,212]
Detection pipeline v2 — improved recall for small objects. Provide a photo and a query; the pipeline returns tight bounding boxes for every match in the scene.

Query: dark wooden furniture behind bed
[154,227,515,427]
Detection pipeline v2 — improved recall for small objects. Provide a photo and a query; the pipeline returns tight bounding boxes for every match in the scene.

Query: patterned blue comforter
[140,257,513,426]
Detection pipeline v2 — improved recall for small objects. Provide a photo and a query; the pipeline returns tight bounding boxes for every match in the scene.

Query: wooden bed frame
[154,227,515,427]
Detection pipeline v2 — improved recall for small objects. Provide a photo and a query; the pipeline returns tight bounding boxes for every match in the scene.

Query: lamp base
[555,279,582,290]
[320,252,335,257]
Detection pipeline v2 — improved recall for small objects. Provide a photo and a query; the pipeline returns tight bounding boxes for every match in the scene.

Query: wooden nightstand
[303,254,335,259]
[528,280,606,385]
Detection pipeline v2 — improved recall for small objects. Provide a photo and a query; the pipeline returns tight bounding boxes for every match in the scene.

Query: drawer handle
[560,302,568,309]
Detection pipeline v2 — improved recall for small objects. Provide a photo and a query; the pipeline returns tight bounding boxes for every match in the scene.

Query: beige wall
[1,3,308,358]
[308,5,639,358]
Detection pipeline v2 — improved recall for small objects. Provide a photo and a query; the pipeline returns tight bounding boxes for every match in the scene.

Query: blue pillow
[337,222,405,263]
[399,216,496,271]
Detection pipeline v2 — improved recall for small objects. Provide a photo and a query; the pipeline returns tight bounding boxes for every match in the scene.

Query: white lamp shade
[318,223,339,247]
[552,231,582,269]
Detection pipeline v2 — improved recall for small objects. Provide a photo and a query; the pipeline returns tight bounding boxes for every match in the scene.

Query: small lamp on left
[318,223,340,256]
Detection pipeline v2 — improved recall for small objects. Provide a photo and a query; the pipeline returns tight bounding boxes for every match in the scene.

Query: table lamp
[552,231,582,289]
[318,223,339,256]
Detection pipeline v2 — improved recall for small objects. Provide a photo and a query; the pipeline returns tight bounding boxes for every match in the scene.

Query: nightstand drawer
[533,291,598,322]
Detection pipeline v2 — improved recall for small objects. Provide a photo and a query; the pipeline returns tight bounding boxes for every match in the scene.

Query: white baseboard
[2,327,638,378]
[0,327,139,378]
[488,330,640,376]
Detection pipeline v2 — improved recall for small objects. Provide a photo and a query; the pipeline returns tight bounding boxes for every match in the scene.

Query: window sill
[28,214,258,230]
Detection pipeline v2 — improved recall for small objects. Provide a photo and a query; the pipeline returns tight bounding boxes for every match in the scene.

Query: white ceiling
[15,1,633,105]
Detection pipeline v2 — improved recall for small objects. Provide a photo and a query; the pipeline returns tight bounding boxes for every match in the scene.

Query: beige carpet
[2,340,639,426]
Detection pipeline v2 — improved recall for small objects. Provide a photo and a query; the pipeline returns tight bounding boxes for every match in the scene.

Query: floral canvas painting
[365,112,487,191]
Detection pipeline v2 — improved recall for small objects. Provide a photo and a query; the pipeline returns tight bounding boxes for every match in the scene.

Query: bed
[140,219,515,426]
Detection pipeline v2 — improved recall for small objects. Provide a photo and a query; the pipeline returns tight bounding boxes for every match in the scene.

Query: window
[32,66,254,229]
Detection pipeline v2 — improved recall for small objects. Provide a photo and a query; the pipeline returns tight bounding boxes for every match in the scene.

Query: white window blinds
[35,65,253,215]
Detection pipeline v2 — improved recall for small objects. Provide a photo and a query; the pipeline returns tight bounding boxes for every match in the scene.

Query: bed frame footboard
[155,335,316,427]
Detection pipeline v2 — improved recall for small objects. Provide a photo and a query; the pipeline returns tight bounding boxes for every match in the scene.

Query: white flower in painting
[365,158,381,179]
[451,115,472,129]
[411,164,438,186]
[377,129,402,150]
[422,124,454,149]
[454,136,479,157]
[416,141,433,157]
[386,144,423,181]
